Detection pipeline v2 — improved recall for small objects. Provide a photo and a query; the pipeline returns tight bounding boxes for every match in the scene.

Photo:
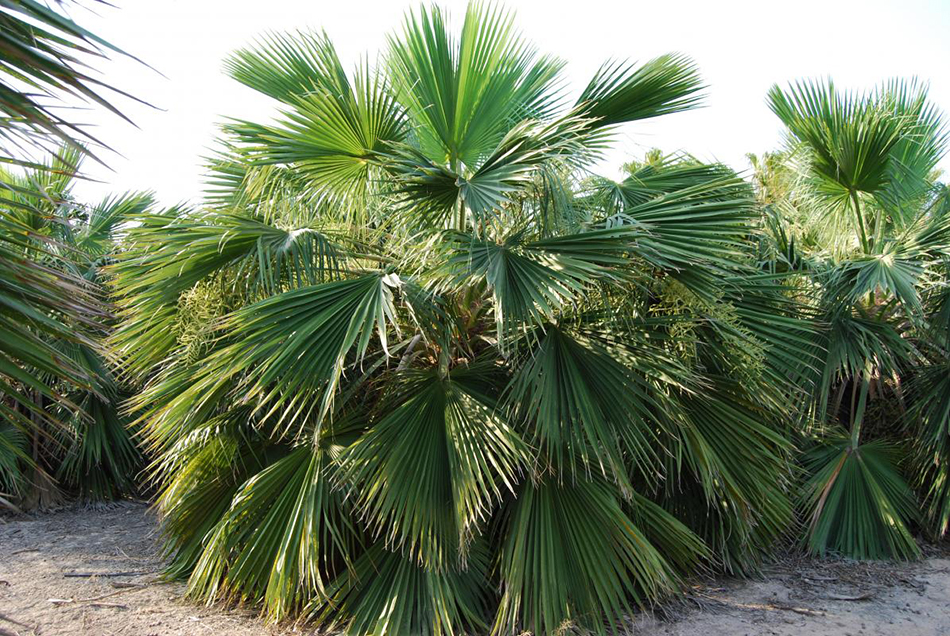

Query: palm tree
[0,145,151,505]
[48,184,153,502]
[112,3,811,632]
[0,0,144,509]
[759,78,950,558]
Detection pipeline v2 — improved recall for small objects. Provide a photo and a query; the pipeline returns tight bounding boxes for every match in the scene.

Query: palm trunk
[24,390,61,510]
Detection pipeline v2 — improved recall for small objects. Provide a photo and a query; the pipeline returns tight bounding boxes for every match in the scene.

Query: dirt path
[1,503,948,635]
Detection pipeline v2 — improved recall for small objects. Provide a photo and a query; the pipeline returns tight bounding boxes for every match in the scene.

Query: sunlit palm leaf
[188,444,358,620]
[0,0,141,164]
[141,273,398,442]
[802,434,919,560]
[768,79,906,199]
[340,365,526,569]
[227,31,407,202]
[157,420,271,579]
[444,227,640,338]
[110,210,341,374]
[575,53,704,128]
[387,1,564,167]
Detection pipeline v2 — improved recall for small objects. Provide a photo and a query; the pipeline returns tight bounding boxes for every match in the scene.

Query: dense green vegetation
[2,1,950,634]
[753,79,950,558]
[0,146,149,505]
[0,0,144,509]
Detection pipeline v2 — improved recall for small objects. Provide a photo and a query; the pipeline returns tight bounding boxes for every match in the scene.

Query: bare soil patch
[0,503,287,636]
[1,504,948,635]
[631,545,950,635]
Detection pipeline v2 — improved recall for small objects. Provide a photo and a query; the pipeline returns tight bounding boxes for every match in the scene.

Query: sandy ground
[630,550,950,636]
[1,503,949,636]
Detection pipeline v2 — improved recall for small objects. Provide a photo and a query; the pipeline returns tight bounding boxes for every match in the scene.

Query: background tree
[0,0,144,509]
[757,78,949,558]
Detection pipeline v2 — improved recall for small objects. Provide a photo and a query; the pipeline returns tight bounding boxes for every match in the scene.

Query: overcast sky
[68,0,950,206]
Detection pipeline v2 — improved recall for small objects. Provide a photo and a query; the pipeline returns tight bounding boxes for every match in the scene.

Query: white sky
[69,0,950,207]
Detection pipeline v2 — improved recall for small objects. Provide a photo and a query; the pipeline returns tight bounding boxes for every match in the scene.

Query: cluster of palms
[752,80,950,559]
[0,0,148,508]
[3,2,950,635]
[0,145,148,506]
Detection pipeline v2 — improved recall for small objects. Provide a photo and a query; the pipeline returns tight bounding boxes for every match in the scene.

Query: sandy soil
[1,503,948,636]
[631,550,950,636]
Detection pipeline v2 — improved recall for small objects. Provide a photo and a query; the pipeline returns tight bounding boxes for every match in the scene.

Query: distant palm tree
[0,145,151,505]
[759,78,950,558]
[112,3,813,633]
[0,1,143,509]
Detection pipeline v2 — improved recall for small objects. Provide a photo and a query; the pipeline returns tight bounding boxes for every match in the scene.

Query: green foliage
[46,1,949,632]
[0,1,147,509]
[387,2,564,167]
[341,366,526,570]
[908,361,950,537]
[189,444,357,619]
[314,543,492,636]
[494,478,705,635]
[110,3,810,631]
[0,0,139,164]
[762,78,950,557]
[802,435,919,560]
[505,325,666,489]
[0,149,152,505]
[55,345,141,500]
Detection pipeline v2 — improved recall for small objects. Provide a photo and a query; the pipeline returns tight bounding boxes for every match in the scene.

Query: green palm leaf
[110,210,341,374]
[768,79,906,198]
[55,344,140,500]
[0,0,143,164]
[494,476,705,635]
[387,2,564,167]
[156,417,272,579]
[907,362,950,537]
[802,434,919,560]
[575,53,704,128]
[140,273,397,439]
[188,444,357,620]
[227,31,407,202]
[661,378,795,573]
[313,542,491,636]
[444,227,640,338]
[0,211,103,427]
[340,365,526,569]
[505,324,665,489]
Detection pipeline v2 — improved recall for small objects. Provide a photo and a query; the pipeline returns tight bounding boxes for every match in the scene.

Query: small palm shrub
[112,4,816,633]
[0,0,145,509]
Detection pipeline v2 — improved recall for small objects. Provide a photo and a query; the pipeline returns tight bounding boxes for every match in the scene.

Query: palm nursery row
[2,2,949,635]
